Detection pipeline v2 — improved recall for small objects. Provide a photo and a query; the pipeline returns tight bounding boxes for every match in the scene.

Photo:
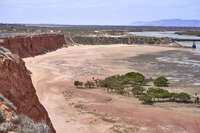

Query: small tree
[160,90,171,99]
[74,81,79,88]
[85,81,95,88]
[176,92,191,102]
[79,82,83,88]
[171,92,190,102]
[147,87,171,101]
[132,86,145,97]
[195,97,200,104]
[154,76,168,87]
[139,95,153,104]
[115,85,125,95]
[169,93,177,101]
[74,81,83,88]
[124,72,145,85]
[94,79,100,87]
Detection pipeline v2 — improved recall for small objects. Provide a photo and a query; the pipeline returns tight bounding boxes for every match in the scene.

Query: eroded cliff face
[0,34,66,58]
[0,47,55,133]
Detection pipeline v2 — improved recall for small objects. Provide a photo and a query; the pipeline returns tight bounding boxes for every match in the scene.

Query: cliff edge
[0,46,56,133]
[0,34,66,58]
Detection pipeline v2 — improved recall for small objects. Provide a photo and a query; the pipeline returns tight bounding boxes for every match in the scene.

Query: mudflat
[24,45,200,133]
[124,50,200,94]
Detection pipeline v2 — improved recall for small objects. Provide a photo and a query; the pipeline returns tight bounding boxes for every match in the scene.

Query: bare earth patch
[24,45,200,133]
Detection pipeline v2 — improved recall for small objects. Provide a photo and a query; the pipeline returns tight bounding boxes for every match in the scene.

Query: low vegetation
[0,114,50,133]
[139,95,153,104]
[74,80,83,88]
[0,93,50,133]
[175,31,200,37]
[154,76,168,87]
[74,80,95,88]
[73,72,198,105]
[84,81,95,88]
[12,115,50,133]
[131,86,145,97]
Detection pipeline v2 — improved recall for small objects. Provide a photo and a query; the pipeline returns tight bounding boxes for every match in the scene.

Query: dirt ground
[24,44,200,133]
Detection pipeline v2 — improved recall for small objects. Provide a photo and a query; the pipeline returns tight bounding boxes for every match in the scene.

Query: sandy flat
[24,44,200,133]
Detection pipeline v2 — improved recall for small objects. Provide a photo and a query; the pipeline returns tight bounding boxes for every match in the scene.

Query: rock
[0,34,66,58]
[0,47,55,133]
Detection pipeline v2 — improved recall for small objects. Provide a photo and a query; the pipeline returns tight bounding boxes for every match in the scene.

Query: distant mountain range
[131,19,200,27]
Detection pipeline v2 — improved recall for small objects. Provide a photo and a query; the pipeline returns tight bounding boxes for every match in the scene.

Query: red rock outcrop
[0,34,66,58]
[0,47,55,133]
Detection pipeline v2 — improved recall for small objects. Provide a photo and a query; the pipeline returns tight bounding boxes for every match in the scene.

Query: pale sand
[24,45,200,133]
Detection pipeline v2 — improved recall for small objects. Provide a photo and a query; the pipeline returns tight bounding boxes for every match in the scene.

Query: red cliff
[0,34,66,58]
[0,47,56,133]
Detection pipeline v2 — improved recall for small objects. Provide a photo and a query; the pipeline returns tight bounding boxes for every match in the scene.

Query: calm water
[131,31,200,51]
[130,31,200,39]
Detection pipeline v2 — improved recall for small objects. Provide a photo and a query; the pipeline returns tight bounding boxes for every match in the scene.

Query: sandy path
[24,45,200,133]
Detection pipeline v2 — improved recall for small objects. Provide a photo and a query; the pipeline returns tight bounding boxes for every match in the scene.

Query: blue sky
[1,0,200,25]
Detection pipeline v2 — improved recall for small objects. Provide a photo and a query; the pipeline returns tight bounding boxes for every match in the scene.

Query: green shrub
[139,95,153,104]
[159,90,171,99]
[84,81,95,88]
[147,87,171,101]
[169,93,177,101]
[99,75,124,88]
[172,92,190,102]
[124,72,145,85]
[74,81,83,88]
[154,76,168,87]
[98,75,127,94]
[98,72,145,89]
[115,85,125,95]
[132,86,145,97]
[147,88,164,95]
[98,79,106,88]
[170,92,191,102]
